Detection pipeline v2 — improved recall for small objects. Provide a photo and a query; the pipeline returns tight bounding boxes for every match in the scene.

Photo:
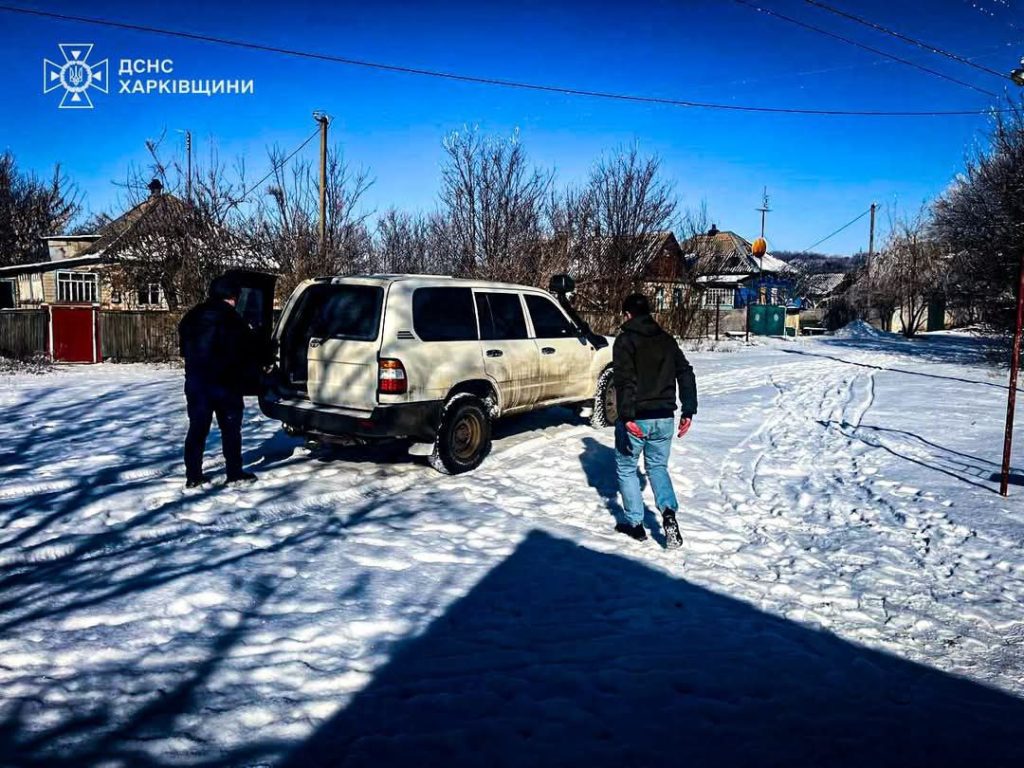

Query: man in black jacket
[179,275,259,488]
[612,293,697,547]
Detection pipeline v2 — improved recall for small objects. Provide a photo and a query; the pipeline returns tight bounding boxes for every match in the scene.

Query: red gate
[49,306,100,363]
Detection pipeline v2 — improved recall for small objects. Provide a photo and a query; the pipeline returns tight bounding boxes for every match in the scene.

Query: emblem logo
[43,44,109,109]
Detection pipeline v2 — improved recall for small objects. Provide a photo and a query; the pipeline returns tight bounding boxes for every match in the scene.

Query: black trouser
[184,384,244,482]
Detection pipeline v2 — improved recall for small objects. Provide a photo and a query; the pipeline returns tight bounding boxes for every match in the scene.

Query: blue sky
[2,0,1021,255]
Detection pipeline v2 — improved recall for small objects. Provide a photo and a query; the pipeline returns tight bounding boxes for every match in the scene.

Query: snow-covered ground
[1,333,1023,766]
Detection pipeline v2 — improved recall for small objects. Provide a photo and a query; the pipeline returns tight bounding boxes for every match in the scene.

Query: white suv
[257,274,616,473]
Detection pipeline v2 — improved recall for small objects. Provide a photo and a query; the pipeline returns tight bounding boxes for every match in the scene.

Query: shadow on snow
[282,531,1024,768]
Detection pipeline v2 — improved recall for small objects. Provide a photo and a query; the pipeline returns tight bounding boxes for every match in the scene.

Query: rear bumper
[259,391,443,441]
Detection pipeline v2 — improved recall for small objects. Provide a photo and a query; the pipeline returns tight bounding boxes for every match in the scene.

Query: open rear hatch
[276,282,385,412]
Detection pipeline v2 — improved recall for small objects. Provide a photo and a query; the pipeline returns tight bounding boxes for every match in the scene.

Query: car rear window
[306,283,384,341]
[413,287,478,341]
[476,292,528,340]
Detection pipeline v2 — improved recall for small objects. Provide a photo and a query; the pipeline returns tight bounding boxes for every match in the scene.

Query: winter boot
[662,509,683,550]
[185,475,209,489]
[226,471,257,485]
[615,522,648,541]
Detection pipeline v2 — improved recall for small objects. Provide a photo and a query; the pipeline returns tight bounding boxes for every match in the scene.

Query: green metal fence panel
[747,304,785,336]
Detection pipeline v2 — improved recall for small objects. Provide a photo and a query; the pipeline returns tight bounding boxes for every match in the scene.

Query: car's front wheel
[430,394,492,474]
[591,367,617,428]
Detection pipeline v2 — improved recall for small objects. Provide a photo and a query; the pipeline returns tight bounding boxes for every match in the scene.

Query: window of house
[703,287,734,308]
[475,292,528,341]
[672,287,683,308]
[56,271,98,303]
[0,280,14,310]
[525,294,576,338]
[413,287,478,341]
[654,287,666,311]
[26,274,43,303]
[137,283,162,306]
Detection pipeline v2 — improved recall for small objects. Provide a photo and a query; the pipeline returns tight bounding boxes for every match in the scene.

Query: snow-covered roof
[696,274,747,286]
[0,254,110,276]
[682,229,793,276]
[804,272,847,296]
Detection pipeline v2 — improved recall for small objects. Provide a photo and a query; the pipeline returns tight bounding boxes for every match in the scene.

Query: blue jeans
[615,418,678,526]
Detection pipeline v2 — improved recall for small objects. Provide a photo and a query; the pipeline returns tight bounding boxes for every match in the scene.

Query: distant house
[799,272,850,309]
[0,179,187,312]
[536,230,692,313]
[681,226,795,309]
[634,231,692,312]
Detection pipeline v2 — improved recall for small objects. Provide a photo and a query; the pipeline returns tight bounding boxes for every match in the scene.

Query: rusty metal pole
[1000,247,1024,496]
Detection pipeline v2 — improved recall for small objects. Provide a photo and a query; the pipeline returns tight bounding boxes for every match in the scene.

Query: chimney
[148,178,163,198]
[708,223,719,237]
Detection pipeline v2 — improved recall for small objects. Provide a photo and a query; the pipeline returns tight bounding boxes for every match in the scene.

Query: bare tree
[871,212,945,336]
[933,96,1024,333]
[250,144,373,298]
[0,151,81,266]
[557,145,678,316]
[371,208,448,275]
[102,136,251,310]
[436,128,552,282]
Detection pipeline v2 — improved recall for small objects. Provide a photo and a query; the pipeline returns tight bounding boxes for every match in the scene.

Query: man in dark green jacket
[612,293,697,547]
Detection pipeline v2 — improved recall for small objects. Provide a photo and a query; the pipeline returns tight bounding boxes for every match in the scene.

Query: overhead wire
[802,0,1010,80]
[229,126,321,206]
[0,3,1007,117]
[731,0,999,98]
[798,208,872,254]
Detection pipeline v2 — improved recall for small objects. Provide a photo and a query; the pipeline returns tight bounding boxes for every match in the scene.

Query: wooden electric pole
[867,202,876,326]
[185,130,192,202]
[314,112,330,257]
[868,202,876,259]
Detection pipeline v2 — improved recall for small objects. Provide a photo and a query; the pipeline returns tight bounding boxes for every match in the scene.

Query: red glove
[624,421,645,439]
[677,417,692,438]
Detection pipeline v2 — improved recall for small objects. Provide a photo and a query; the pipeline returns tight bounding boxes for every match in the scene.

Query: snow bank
[832,319,894,340]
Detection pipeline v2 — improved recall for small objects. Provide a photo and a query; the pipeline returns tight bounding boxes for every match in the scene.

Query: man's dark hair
[209,274,240,302]
[622,293,651,317]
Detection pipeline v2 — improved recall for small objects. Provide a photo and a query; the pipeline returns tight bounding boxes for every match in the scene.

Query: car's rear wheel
[430,395,492,474]
[591,367,617,428]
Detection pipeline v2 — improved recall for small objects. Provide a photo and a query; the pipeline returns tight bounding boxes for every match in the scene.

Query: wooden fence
[0,309,49,358]
[579,306,749,339]
[99,311,181,362]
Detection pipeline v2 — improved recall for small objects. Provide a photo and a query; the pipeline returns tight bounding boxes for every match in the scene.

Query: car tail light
[378,358,407,395]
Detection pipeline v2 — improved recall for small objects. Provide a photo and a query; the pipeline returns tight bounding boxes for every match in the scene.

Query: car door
[474,290,541,413]
[221,269,277,348]
[524,292,593,403]
[220,269,277,395]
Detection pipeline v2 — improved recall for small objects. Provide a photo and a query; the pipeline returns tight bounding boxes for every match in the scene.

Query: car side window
[476,292,529,341]
[413,287,478,341]
[525,294,577,339]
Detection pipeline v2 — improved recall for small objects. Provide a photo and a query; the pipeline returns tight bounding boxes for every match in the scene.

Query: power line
[802,0,1009,80]
[799,208,872,254]
[0,3,1006,117]
[230,126,320,206]
[732,0,999,98]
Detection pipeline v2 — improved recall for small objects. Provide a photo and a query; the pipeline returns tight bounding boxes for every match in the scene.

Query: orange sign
[752,237,768,257]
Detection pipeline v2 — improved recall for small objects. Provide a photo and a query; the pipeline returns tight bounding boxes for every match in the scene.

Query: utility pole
[313,111,330,257]
[756,187,771,304]
[867,201,876,326]
[1001,247,1024,496]
[185,130,192,202]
